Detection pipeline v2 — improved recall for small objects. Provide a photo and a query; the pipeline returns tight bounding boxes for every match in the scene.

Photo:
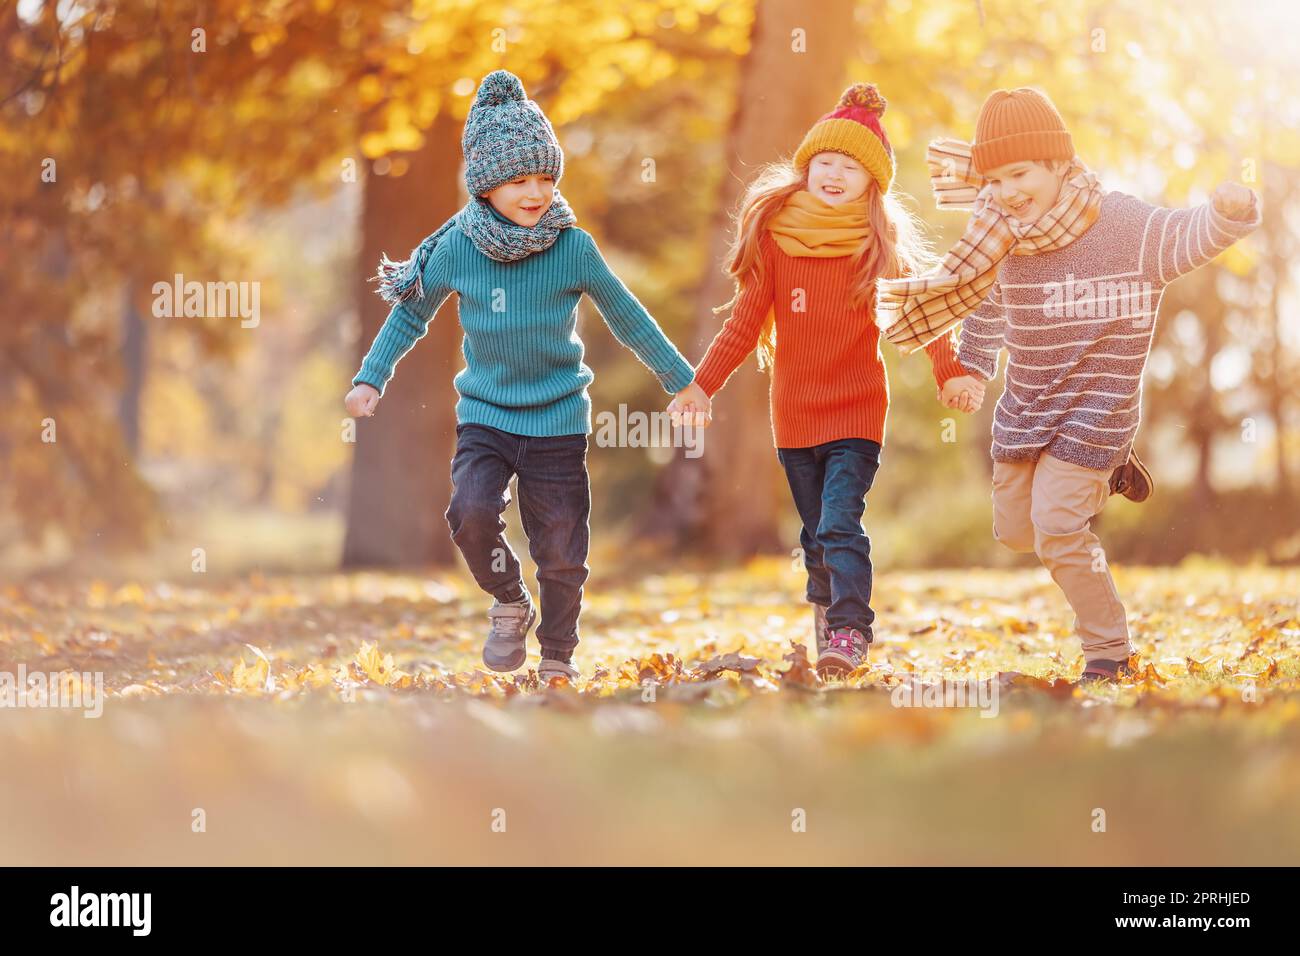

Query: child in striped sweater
[344,71,709,681]
[877,88,1260,682]
[673,84,969,677]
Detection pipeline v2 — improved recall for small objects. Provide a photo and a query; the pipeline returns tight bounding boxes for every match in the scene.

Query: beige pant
[991,453,1132,663]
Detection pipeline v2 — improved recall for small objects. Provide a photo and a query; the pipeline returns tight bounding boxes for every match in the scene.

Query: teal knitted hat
[462,70,564,197]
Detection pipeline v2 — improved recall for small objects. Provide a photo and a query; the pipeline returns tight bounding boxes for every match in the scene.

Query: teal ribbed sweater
[353,218,696,437]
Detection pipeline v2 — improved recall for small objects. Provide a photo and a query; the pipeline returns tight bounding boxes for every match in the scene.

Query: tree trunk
[1190,282,1224,549]
[1267,305,1291,506]
[117,278,146,458]
[648,0,857,559]
[341,112,462,569]
[1265,226,1292,506]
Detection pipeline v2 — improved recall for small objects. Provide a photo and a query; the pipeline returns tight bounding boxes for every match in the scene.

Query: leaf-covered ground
[2,559,1298,865]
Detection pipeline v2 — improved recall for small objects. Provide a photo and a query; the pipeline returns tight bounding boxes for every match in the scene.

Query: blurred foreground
[1,561,1298,865]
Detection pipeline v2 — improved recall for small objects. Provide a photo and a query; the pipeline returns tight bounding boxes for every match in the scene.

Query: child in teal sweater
[345,70,709,681]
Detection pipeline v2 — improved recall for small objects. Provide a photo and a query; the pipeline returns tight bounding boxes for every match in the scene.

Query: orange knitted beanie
[971,88,1075,174]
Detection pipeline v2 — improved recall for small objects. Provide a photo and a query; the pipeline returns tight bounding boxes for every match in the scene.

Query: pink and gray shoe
[817,627,868,678]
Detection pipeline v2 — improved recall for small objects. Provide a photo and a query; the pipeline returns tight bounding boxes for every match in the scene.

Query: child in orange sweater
[671,84,970,677]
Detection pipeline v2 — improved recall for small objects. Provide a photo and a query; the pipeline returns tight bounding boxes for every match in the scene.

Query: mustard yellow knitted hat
[793,83,894,194]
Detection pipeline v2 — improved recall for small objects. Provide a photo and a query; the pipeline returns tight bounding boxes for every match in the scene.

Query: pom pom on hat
[474,69,527,108]
[838,83,886,115]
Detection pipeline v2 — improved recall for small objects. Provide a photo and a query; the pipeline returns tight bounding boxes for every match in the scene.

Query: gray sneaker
[538,656,580,683]
[483,596,536,672]
[816,627,867,678]
[812,602,829,654]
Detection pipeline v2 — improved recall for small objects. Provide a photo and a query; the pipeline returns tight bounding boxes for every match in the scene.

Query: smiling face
[807,150,870,205]
[482,173,555,227]
[982,159,1068,224]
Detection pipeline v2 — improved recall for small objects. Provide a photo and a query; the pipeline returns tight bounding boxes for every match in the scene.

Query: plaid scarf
[875,137,1103,353]
[374,191,577,304]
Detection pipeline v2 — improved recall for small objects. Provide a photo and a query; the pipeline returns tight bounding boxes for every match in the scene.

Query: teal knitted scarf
[374,191,577,304]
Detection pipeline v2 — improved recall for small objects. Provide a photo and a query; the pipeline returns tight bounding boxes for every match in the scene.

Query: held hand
[949,389,981,414]
[668,381,712,428]
[1211,182,1256,220]
[939,374,985,414]
[345,383,380,418]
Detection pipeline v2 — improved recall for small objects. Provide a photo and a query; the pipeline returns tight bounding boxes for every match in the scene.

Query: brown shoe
[1108,449,1153,503]
[1077,657,1136,684]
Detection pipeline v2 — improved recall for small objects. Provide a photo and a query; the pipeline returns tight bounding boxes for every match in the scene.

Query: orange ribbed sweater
[694,231,965,448]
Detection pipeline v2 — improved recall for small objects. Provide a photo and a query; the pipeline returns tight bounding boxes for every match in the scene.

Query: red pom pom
[838,83,887,115]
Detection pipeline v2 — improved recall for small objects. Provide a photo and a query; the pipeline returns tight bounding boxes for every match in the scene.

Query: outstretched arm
[352,244,455,397]
[579,231,697,395]
[691,233,777,399]
[1145,182,1261,285]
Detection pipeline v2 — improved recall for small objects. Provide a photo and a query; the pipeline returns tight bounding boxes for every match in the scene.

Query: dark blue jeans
[776,438,882,641]
[445,424,590,658]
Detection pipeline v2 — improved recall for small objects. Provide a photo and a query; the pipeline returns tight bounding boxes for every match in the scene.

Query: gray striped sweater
[957,190,1260,471]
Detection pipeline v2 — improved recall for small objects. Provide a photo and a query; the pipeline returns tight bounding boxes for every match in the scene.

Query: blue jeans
[776,438,882,641]
[445,424,590,658]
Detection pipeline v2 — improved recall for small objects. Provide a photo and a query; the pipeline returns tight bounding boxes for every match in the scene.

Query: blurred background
[3,0,1299,581]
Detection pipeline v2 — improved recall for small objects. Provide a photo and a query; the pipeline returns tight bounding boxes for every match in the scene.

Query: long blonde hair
[715,158,938,370]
